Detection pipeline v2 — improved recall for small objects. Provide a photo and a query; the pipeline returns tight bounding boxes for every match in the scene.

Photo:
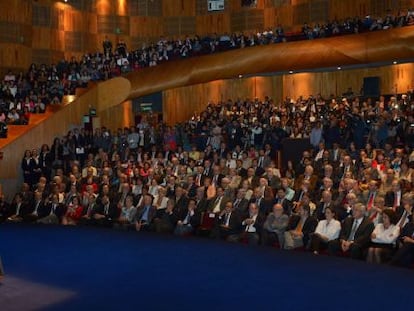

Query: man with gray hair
[328,203,374,259]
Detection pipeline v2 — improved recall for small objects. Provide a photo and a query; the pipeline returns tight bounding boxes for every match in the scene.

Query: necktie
[367,193,374,211]
[349,219,359,241]
[393,193,399,210]
[104,204,109,215]
[225,213,230,226]
[234,199,240,209]
[398,210,408,228]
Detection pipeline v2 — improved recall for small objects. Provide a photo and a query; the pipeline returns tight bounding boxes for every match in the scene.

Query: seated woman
[366,209,399,264]
[114,195,137,230]
[62,196,83,226]
[310,206,341,255]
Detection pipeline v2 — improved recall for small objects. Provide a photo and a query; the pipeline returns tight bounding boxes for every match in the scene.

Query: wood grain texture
[126,26,414,100]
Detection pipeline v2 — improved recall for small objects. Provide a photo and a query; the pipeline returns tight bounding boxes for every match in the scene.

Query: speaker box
[363,76,380,97]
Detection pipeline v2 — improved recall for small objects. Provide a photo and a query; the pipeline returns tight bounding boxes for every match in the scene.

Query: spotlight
[238,74,243,78]
[337,66,341,70]
[393,61,397,65]
[289,70,293,74]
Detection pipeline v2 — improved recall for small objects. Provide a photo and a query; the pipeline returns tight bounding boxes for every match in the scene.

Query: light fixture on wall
[289,70,293,74]
[337,66,341,70]
[393,61,398,65]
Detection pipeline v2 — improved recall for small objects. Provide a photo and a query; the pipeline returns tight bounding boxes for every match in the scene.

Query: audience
[1,9,414,270]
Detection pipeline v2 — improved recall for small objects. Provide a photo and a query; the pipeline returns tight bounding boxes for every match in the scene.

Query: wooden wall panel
[130,16,164,38]
[163,75,283,125]
[196,14,230,35]
[263,8,277,29]
[4,0,414,70]
[162,62,414,126]
[162,0,196,17]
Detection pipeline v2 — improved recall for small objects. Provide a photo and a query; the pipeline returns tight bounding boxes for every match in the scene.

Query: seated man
[174,199,201,236]
[37,194,66,225]
[134,194,157,232]
[234,202,265,245]
[91,194,119,227]
[6,193,28,223]
[328,203,374,259]
[261,203,289,248]
[154,199,178,234]
[283,204,317,250]
[212,201,242,241]
[390,213,414,267]
[23,191,45,223]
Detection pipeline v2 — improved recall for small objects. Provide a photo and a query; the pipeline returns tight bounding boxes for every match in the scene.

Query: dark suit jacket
[38,202,66,219]
[241,213,265,234]
[339,216,374,248]
[195,198,209,213]
[178,208,201,228]
[92,202,119,219]
[385,191,403,211]
[313,201,336,221]
[135,205,157,224]
[233,198,249,216]
[217,211,242,235]
[286,215,318,246]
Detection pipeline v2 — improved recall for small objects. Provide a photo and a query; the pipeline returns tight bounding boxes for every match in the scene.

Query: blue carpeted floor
[0,224,412,311]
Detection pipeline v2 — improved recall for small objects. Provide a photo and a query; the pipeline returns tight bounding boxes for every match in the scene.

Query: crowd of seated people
[1,89,414,268]
[93,9,414,73]
[1,8,412,139]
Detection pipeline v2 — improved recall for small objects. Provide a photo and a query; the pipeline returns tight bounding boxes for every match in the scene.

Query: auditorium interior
[0,0,414,310]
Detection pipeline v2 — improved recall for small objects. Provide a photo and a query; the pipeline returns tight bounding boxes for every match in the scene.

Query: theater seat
[196,212,216,236]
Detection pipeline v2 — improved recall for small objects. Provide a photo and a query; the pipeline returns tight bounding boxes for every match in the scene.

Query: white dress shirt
[314,219,341,241]
[371,224,400,244]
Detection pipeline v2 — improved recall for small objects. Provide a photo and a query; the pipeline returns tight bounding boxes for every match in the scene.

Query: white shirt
[244,214,258,233]
[314,219,341,241]
[371,224,400,244]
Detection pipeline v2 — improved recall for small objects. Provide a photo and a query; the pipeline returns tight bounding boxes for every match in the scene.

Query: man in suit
[328,203,374,259]
[194,187,209,213]
[313,190,336,221]
[390,213,414,267]
[134,194,157,232]
[208,187,229,214]
[37,193,66,224]
[211,165,224,187]
[336,155,357,180]
[264,167,281,194]
[385,179,404,217]
[7,193,29,223]
[249,187,269,215]
[294,165,318,193]
[212,201,242,241]
[284,204,317,250]
[23,191,45,223]
[244,167,260,189]
[173,186,189,217]
[174,199,201,236]
[273,188,293,216]
[236,202,265,245]
[92,194,119,227]
[232,188,249,216]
